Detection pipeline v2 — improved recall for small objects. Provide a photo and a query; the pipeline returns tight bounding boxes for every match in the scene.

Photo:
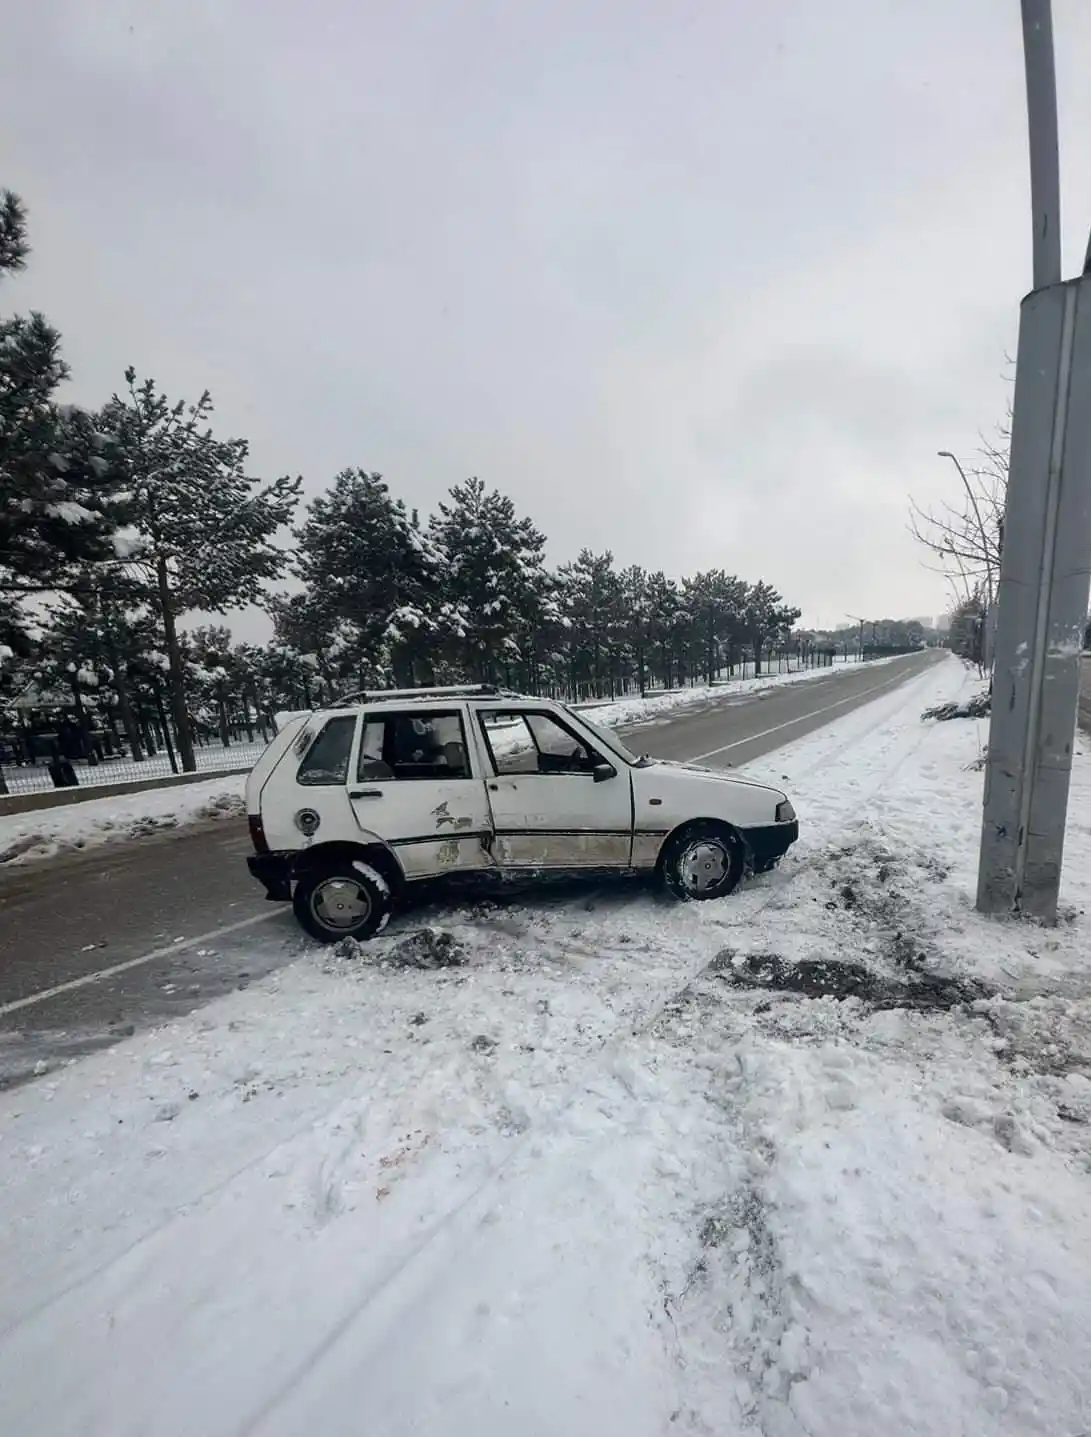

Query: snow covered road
[0,652,936,1085]
[4,654,1091,1435]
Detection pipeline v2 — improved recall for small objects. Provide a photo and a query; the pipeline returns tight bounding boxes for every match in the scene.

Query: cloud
[4,0,1090,640]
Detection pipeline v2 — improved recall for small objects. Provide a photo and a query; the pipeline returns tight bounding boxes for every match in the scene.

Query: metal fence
[0,737,268,798]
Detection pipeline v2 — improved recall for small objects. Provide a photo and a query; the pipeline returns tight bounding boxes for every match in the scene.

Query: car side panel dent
[494,831,631,868]
[432,800,475,831]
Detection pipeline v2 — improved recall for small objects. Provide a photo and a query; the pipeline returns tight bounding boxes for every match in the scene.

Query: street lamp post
[847,614,866,662]
[937,450,997,670]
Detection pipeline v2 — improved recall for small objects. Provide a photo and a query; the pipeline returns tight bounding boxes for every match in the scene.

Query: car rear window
[297,715,357,785]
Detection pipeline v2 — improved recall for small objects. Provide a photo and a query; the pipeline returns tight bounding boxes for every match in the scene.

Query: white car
[246,685,799,942]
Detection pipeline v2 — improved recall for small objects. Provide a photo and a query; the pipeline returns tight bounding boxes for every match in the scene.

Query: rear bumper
[247,851,292,902]
[741,819,799,867]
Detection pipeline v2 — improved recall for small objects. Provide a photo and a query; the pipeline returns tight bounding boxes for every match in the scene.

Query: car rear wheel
[292,863,390,943]
[661,821,744,901]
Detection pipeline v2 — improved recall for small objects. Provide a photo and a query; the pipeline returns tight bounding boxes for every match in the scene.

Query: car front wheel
[661,821,745,902]
[292,862,391,943]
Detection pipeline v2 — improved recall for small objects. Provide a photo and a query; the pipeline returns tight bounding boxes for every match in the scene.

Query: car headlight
[775,799,796,823]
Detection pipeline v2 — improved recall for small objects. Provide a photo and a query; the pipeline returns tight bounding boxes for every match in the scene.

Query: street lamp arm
[937,451,997,597]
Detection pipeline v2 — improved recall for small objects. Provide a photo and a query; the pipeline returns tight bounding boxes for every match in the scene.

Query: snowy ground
[0,775,246,866]
[3,655,1091,1436]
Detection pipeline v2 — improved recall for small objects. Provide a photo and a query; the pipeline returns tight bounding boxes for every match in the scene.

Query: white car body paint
[247,692,797,891]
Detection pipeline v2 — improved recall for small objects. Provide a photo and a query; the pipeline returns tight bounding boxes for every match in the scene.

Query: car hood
[649,758,786,800]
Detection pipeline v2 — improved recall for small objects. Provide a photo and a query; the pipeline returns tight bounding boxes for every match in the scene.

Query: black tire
[660,821,745,902]
[292,862,391,943]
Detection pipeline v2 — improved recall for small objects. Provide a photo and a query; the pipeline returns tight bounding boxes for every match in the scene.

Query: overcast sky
[4,0,1091,637]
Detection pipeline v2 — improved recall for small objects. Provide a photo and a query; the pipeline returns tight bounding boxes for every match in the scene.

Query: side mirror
[592,762,617,783]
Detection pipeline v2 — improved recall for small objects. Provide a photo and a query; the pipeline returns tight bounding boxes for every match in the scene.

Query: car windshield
[575,714,651,767]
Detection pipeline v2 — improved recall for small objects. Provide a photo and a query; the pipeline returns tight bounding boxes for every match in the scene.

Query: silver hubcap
[311,877,372,931]
[679,839,730,895]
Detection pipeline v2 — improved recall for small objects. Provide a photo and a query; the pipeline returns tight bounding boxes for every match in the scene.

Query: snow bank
[0,775,245,866]
[4,656,1091,1435]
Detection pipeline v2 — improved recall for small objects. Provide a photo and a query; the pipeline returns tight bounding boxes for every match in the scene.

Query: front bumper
[741,819,799,869]
[247,851,293,902]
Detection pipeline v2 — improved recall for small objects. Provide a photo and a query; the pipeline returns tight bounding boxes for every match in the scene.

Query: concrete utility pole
[977,0,1091,922]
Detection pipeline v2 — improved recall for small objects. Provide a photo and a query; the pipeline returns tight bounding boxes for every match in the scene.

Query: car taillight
[248,814,270,854]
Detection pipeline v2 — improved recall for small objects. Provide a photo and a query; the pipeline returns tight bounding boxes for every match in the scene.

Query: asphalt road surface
[0,650,941,1086]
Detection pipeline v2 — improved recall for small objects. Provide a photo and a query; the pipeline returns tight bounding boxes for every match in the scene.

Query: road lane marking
[686,668,919,764]
[3,659,932,1017]
[0,911,282,1018]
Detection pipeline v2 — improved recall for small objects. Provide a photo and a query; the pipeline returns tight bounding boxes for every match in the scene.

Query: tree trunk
[157,556,196,771]
[108,648,145,763]
[217,699,230,748]
[153,680,179,774]
[66,679,87,759]
[753,641,763,677]
[141,714,157,756]
[115,674,145,762]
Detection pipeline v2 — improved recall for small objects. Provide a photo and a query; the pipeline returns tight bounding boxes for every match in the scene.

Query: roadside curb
[0,767,252,818]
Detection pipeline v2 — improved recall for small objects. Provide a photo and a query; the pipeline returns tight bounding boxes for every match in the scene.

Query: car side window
[479,710,599,775]
[297,715,357,785]
[357,710,471,781]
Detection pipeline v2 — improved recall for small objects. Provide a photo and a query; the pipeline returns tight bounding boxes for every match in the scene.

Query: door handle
[349,789,383,799]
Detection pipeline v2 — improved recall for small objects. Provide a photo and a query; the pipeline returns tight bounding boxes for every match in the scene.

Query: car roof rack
[330,683,505,708]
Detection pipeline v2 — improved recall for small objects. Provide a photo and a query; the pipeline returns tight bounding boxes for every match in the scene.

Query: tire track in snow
[232,675,970,1432]
[1,660,967,1425]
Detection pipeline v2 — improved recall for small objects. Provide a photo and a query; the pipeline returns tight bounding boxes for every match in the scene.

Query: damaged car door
[347,708,495,878]
[476,708,634,870]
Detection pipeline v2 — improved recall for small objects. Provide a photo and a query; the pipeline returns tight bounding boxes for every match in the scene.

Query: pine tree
[98,371,300,770]
[742,581,802,675]
[292,469,440,689]
[619,565,651,695]
[41,566,156,762]
[557,550,626,697]
[429,477,551,685]
[682,571,751,684]
[267,592,350,704]
[0,191,117,617]
[643,571,682,689]
[188,624,240,748]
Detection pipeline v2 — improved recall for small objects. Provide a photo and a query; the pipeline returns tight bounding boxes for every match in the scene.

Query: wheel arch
[290,840,406,896]
[654,817,748,875]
